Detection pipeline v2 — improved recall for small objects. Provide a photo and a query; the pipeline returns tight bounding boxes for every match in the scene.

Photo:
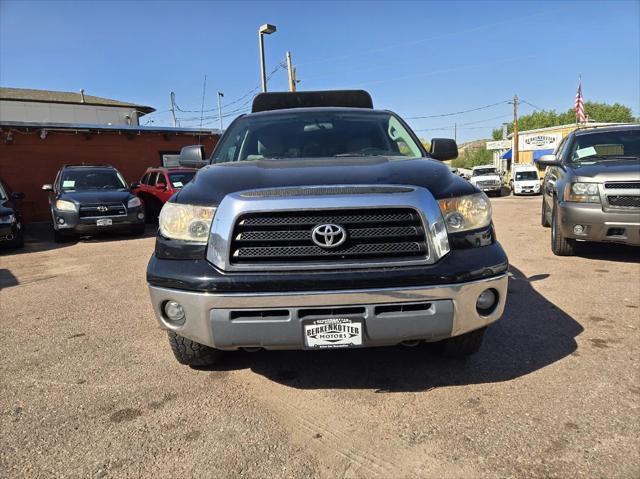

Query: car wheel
[53,229,73,243]
[509,181,514,195]
[167,331,223,367]
[437,327,487,358]
[551,200,575,256]
[541,197,551,228]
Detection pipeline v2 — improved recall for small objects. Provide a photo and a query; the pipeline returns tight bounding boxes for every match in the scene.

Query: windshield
[0,183,6,201]
[168,172,195,188]
[212,110,423,163]
[570,129,640,162]
[60,169,127,191]
[515,171,538,181]
[473,168,497,176]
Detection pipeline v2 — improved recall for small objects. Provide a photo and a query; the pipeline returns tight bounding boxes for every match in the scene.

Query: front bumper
[558,201,640,245]
[514,184,540,195]
[148,274,508,351]
[54,207,144,234]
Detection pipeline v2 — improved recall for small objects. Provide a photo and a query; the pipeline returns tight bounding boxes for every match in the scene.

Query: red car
[133,167,197,221]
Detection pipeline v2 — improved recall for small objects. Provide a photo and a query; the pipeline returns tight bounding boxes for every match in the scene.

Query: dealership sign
[520,132,562,151]
[486,140,511,150]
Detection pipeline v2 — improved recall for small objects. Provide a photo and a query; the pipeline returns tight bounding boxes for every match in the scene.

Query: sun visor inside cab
[251,90,373,113]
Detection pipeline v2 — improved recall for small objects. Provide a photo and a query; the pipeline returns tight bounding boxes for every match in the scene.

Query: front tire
[541,197,551,227]
[551,201,575,256]
[438,327,486,358]
[167,331,223,367]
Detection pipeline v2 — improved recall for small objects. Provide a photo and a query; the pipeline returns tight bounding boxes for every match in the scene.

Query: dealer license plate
[304,318,363,349]
[96,218,113,226]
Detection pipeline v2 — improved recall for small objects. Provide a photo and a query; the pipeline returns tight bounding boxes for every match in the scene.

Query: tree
[451,146,493,169]
[491,101,638,138]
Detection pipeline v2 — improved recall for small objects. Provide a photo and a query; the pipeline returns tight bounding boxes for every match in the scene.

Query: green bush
[451,147,493,169]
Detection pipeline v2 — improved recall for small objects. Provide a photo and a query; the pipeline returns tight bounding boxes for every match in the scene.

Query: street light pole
[217,92,224,131]
[258,24,277,93]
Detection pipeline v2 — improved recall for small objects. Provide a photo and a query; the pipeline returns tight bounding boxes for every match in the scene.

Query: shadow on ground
[574,242,640,263]
[0,222,157,257]
[204,265,583,392]
[0,269,19,290]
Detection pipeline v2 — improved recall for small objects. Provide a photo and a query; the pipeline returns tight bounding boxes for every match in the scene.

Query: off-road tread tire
[551,201,575,256]
[167,331,223,367]
[541,198,551,227]
[438,327,487,358]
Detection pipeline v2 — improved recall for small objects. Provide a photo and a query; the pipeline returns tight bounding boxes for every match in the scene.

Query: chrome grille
[230,208,427,264]
[79,202,126,218]
[477,180,500,188]
[607,195,640,208]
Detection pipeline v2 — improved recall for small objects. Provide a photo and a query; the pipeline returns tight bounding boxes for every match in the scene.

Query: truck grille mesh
[604,182,640,189]
[230,208,427,264]
[78,203,126,218]
[607,195,640,208]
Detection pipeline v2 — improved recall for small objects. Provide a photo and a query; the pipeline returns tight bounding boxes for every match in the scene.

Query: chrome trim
[206,184,448,272]
[78,202,128,219]
[148,274,508,350]
[601,183,640,211]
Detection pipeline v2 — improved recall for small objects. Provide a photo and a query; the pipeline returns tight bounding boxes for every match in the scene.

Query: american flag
[575,78,586,123]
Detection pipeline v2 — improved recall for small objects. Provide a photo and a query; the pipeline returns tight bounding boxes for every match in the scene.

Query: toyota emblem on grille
[311,223,347,248]
[97,206,109,212]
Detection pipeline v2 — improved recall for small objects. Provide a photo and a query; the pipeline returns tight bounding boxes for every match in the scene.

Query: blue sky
[1,0,638,142]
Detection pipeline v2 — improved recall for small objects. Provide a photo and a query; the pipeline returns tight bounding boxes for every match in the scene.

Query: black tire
[438,327,487,358]
[130,224,146,236]
[167,331,223,367]
[509,181,514,195]
[551,201,575,256]
[541,197,551,227]
[53,229,72,243]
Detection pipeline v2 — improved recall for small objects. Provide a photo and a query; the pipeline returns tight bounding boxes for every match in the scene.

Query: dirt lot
[1,195,639,478]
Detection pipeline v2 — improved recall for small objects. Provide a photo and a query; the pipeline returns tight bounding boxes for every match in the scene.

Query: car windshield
[515,171,538,181]
[60,169,127,191]
[212,110,423,163]
[473,168,497,176]
[0,183,7,201]
[168,172,195,188]
[570,129,640,162]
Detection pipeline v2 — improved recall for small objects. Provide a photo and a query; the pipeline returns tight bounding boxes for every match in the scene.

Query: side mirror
[179,144,208,168]
[42,184,53,191]
[130,182,140,189]
[155,182,167,190]
[537,154,561,167]
[430,138,458,161]
[11,192,26,200]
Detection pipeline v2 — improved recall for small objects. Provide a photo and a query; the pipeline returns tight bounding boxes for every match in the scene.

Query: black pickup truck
[146,91,509,366]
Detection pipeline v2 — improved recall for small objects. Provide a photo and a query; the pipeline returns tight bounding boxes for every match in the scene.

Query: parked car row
[0,178,26,248]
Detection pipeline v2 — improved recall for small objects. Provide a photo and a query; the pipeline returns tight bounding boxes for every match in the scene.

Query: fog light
[163,300,185,323]
[57,217,65,224]
[573,225,584,235]
[137,212,145,220]
[476,289,498,315]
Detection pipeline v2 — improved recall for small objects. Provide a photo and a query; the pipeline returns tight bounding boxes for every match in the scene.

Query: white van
[510,164,540,195]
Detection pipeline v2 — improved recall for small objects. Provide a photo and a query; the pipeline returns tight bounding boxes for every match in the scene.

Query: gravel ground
[1,195,639,478]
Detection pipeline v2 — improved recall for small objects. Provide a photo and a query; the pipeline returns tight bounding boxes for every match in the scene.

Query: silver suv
[538,124,640,255]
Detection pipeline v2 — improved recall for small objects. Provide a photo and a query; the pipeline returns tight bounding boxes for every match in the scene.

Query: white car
[510,164,541,195]
[469,165,502,196]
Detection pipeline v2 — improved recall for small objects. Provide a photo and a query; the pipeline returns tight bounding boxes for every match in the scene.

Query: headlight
[438,193,492,233]
[565,182,600,203]
[128,196,142,208]
[0,214,15,224]
[55,199,77,212]
[159,202,216,243]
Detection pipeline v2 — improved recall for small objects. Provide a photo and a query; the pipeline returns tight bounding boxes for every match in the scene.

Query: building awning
[500,149,512,160]
[533,149,554,161]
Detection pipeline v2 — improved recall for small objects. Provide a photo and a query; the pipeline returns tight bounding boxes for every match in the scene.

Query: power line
[406,101,510,120]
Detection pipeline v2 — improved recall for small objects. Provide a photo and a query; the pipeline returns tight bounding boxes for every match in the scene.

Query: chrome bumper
[148,274,508,350]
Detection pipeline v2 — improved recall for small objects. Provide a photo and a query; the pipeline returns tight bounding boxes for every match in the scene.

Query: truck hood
[177,157,477,205]
[59,190,133,204]
[470,175,501,183]
[572,159,640,183]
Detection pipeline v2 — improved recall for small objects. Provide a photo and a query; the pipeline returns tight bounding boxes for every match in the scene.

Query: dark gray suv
[538,124,640,255]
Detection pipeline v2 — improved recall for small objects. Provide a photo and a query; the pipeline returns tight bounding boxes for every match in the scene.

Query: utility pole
[217,92,224,131]
[170,91,177,127]
[286,51,297,92]
[454,123,457,142]
[513,94,519,164]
